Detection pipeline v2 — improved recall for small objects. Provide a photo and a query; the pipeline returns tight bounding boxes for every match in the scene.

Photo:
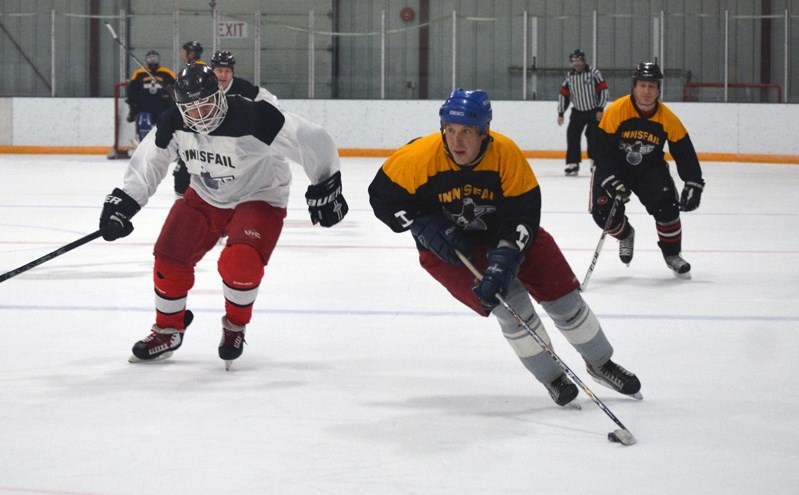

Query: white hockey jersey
[122,95,340,210]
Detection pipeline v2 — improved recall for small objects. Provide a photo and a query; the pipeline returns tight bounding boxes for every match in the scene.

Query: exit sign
[217,21,248,38]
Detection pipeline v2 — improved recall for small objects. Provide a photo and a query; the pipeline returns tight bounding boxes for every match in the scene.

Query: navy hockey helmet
[211,50,236,70]
[145,50,160,70]
[439,88,492,134]
[632,62,663,88]
[173,63,227,134]
[182,40,204,58]
[569,49,585,61]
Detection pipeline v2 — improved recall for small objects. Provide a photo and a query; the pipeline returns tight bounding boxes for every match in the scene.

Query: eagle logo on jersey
[446,197,496,231]
[144,78,164,95]
[619,140,656,166]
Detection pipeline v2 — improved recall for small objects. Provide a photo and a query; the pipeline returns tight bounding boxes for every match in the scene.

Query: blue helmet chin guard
[439,88,492,133]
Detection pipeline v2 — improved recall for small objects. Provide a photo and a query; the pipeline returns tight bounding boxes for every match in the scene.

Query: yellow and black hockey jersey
[126,66,177,116]
[368,131,541,251]
[595,95,702,183]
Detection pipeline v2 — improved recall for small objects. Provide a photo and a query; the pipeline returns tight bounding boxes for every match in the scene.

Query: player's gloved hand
[680,180,705,212]
[99,188,141,241]
[473,245,523,311]
[601,175,631,203]
[410,212,472,265]
[126,111,136,123]
[305,171,348,227]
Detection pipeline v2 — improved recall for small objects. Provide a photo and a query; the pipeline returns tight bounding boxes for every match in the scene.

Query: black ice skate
[129,310,194,363]
[618,226,635,266]
[664,253,691,279]
[545,373,579,407]
[564,163,580,176]
[219,317,246,370]
[586,359,642,399]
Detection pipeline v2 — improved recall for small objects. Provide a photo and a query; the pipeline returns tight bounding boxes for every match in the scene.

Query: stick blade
[607,429,637,446]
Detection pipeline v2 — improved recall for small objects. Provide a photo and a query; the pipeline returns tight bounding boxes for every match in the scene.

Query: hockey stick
[0,230,103,283]
[103,23,162,83]
[455,250,637,446]
[580,195,622,291]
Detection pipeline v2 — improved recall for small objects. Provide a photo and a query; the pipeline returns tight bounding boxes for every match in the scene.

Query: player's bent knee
[218,243,265,288]
[153,256,195,295]
[591,210,609,229]
[651,201,680,223]
[541,289,601,346]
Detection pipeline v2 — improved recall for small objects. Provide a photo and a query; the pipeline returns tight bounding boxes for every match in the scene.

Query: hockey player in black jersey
[591,62,705,279]
[125,50,176,143]
[210,50,279,106]
[99,63,348,369]
[368,88,641,407]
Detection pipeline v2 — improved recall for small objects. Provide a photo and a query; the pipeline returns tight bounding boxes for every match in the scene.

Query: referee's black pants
[565,108,599,164]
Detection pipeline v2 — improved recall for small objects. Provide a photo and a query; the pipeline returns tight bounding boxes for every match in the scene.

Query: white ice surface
[1,155,798,494]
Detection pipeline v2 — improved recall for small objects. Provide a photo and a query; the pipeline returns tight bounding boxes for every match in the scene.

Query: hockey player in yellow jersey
[591,62,705,279]
[368,89,641,407]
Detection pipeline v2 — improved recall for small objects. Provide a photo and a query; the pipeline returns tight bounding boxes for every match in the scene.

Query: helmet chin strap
[441,132,493,168]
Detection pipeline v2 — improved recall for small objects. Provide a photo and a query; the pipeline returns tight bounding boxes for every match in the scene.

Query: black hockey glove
[126,111,136,123]
[601,175,631,203]
[99,188,141,241]
[680,180,705,212]
[473,245,523,311]
[305,171,348,227]
[410,212,472,265]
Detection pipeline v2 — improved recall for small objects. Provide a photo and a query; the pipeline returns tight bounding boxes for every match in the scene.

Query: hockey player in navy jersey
[99,63,348,369]
[368,88,641,407]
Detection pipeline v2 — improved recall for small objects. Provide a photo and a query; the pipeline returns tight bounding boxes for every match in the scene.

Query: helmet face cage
[439,88,492,134]
[211,50,236,69]
[177,92,228,134]
[174,64,227,134]
[145,50,160,68]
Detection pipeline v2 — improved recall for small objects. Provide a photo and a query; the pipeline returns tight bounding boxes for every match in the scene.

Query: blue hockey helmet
[439,88,492,133]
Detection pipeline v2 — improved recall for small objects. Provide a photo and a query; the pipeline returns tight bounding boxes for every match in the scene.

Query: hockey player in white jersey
[98,63,348,369]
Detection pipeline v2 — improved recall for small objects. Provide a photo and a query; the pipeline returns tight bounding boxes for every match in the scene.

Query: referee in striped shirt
[557,49,609,176]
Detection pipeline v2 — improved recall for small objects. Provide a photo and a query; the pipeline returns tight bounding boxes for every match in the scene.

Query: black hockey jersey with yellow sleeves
[126,66,177,115]
[369,131,541,252]
[595,95,702,183]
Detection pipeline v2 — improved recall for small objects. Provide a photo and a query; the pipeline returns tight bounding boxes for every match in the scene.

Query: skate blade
[128,351,174,363]
[673,271,692,280]
[589,376,643,400]
[224,360,234,371]
[560,401,582,410]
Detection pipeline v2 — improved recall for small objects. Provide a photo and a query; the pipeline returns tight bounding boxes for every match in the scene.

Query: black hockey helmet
[569,49,585,61]
[145,50,160,70]
[173,63,228,133]
[174,63,218,103]
[182,40,204,58]
[632,62,663,88]
[211,50,236,69]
